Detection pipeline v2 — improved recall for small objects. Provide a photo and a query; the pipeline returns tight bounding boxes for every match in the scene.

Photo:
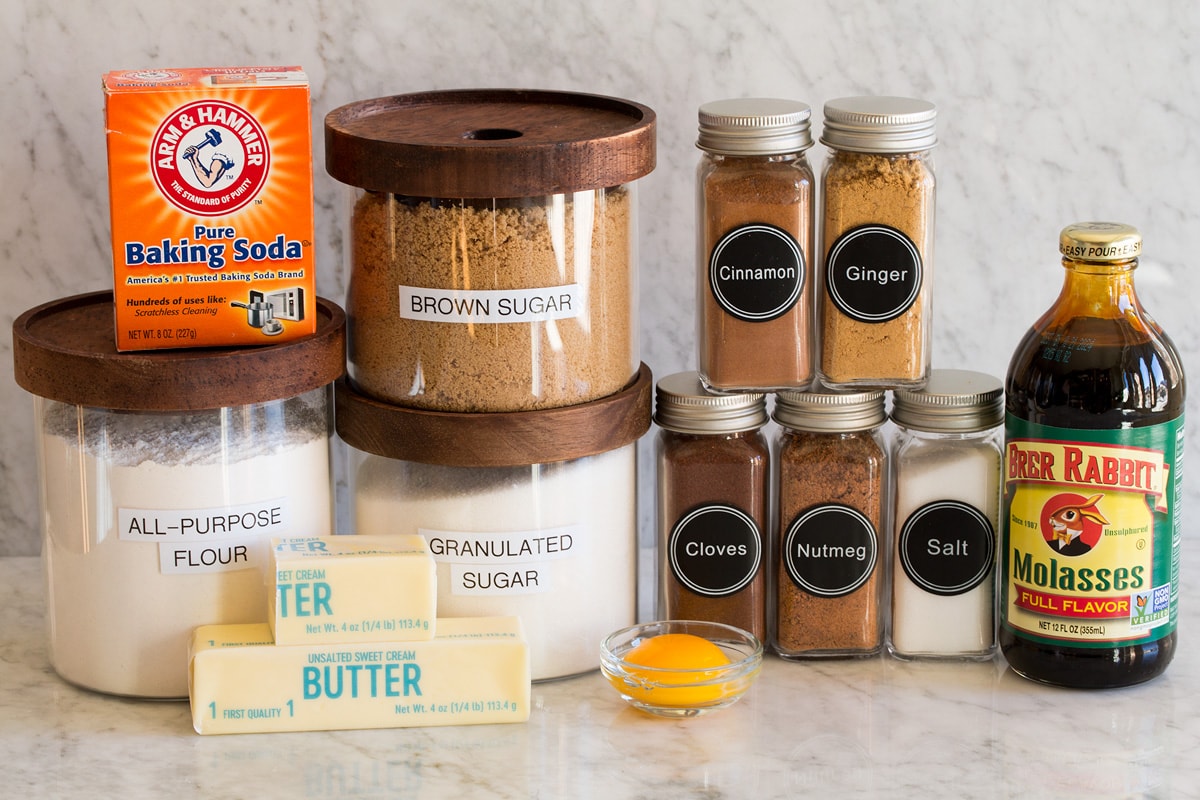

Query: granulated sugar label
[104,67,316,350]
[1001,417,1182,647]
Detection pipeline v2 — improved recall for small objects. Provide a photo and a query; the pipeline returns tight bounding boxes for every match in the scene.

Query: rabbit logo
[1041,493,1109,556]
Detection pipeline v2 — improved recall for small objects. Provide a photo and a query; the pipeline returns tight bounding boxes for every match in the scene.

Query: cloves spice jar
[326,90,656,413]
[773,389,888,658]
[12,292,345,698]
[654,371,770,641]
[818,96,937,390]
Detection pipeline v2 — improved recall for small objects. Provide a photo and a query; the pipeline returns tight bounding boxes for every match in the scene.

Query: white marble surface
[2,0,1199,556]
[2,554,1197,799]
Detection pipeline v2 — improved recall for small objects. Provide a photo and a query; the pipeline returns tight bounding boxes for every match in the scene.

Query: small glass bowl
[599,620,763,718]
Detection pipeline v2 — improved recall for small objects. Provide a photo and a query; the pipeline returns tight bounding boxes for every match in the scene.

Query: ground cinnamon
[696,98,815,392]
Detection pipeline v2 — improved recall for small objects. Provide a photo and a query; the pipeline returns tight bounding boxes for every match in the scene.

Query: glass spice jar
[773,389,888,658]
[817,96,937,391]
[1002,222,1185,688]
[654,371,770,641]
[326,89,656,413]
[889,369,1003,660]
[695,98,816,393]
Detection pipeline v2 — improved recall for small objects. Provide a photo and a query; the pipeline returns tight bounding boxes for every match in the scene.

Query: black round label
[708,224,804,322]
[783,504,877,597]
[669,504,762,597]
[898,500,994,596]
[825,224,922,323]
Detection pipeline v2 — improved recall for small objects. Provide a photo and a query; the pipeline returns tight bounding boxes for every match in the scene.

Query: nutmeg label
[783,504,878,597]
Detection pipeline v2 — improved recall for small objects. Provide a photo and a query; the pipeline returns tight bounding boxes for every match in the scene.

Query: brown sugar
[347,189,636,412]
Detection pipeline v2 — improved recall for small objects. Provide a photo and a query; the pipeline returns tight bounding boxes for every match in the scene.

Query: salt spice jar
[654,372,770,641]
[888,369,1003,660]
[695,98,816,393]
[817,96,937,391]
[772,389,888,658]
[325,89,655,413]
[12,292,346,698]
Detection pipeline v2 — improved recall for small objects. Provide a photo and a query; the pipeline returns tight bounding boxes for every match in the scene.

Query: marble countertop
[2,555,1194,799]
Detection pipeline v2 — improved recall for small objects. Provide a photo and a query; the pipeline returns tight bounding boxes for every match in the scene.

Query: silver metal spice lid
[697,98,814,156]
[891,369,1003,433]
[654,371,768,434]
[1059,222,1142,262]
[820,96,937,153]
[773,389,886,432]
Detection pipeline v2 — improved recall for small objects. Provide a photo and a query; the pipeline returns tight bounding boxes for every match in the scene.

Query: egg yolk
[613,633,733,708]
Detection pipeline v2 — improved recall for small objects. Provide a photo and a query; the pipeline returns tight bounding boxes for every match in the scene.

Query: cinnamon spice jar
[695,98,815,393]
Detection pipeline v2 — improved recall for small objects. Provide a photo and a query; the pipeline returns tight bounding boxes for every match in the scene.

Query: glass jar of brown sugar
[818,96,936,391]
[696,98,815,394]
[326,90,656,413]
[654,372,770,641]
[773,389,888,658]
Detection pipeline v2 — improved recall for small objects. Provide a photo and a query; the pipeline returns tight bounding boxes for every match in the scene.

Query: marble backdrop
[2,0,1197,556]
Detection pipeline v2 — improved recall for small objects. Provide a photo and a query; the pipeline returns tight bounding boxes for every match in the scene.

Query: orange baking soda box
[103,67,316,350]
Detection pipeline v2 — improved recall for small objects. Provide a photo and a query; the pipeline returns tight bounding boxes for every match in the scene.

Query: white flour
[353,445,637,681]
[39,395,332,698]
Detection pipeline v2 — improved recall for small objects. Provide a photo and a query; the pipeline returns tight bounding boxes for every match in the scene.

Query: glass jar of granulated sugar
[325,89,656,413]
[336,365,652,681]
[888,369,1003,661]
[12,291,345,699]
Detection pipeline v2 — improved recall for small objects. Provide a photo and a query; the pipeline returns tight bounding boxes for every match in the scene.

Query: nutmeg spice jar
[772,390,888,658]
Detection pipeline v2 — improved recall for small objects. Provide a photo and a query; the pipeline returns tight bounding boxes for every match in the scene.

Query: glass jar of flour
[13,292,345,698]
[888,369,1003,660]
[326,89,656,413]
[336,365,652,681]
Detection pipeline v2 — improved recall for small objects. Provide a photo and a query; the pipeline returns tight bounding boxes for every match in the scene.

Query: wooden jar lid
[336,363,653,467]
[325,89,656,198]
[13,291,346,411]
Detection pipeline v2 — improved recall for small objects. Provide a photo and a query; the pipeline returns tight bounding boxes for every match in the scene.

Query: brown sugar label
[824,224,922,323]
[668,504,762,597]
[783,504,877,597]
[708,223,804,322]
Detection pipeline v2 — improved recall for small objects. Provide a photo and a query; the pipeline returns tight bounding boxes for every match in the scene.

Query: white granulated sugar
[353,446,637,681]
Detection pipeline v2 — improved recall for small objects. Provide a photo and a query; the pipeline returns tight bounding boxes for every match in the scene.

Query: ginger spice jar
[12,292,345,698]
[326,90,656,413]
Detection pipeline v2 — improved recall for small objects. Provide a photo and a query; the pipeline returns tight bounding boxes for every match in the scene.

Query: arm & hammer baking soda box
[103,67,316,350]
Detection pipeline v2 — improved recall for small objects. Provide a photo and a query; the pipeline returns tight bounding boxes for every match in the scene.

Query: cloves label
[668,504,762,597]
[708,223,804,323]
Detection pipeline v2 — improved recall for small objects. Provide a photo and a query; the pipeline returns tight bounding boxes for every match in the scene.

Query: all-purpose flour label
[119,497,290,574]
[420,525,580,596]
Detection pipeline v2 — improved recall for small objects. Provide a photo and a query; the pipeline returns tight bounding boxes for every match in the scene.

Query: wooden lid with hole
[325,89,656,198]
[13,291,346,410]
[336,363,653,467]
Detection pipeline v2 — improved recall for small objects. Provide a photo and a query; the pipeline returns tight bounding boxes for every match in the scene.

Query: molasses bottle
[1001,222,1185,688]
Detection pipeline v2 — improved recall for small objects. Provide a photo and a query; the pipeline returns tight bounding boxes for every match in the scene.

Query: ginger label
[1001,418,1183,647]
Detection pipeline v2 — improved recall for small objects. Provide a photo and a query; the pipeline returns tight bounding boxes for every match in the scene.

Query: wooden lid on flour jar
[325,90,656,414]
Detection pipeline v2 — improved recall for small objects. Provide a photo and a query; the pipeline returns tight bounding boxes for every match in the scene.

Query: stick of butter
[189,617,530,734]
[269,535,436,644]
